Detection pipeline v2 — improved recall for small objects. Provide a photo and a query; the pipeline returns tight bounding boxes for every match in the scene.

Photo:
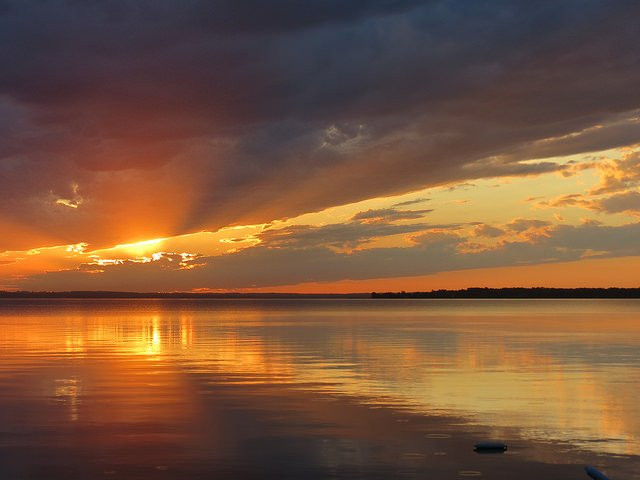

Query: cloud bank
[21,215,640,291]
[1,0,640,253]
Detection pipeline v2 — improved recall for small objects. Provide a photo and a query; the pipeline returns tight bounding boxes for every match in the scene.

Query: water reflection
[0,299,638,479]
[53,377,81,421]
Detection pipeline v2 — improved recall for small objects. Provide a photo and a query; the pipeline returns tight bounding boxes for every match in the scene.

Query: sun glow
[116,238,165,248]
[112,237,166,255]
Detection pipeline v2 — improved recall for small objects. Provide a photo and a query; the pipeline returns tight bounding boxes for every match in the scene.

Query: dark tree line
[0,291,368,299]
[371,287,640,299]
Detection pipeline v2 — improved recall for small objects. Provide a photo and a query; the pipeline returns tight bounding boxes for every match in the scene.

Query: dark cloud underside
[1,0,640,251]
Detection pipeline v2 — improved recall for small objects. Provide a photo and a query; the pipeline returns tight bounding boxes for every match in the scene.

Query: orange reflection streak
[54,377,81,421]
[180,313,193,348]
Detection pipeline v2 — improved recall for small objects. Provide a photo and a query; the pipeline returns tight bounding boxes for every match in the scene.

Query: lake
[0,299,638,479]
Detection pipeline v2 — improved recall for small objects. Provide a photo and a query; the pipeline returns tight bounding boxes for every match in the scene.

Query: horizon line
[1,287,640,299]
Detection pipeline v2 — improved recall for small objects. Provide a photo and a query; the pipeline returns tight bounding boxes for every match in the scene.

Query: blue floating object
[585,466,610,480]
[473,442,507,452]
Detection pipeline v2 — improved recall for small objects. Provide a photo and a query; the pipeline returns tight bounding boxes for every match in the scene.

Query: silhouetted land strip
[1,288,640,299]
[371,287,640,298]
[0,291,369,299]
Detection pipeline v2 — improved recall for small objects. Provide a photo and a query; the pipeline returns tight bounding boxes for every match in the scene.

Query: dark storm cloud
[187,0,427,34]
[1,0,640,250]
[496,113,640,163]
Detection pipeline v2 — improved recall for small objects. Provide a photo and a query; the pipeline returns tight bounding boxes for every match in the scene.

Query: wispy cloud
[350,208,433,224]
[392,197,431,207]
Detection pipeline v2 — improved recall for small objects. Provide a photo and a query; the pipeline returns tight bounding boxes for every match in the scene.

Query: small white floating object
[474,441,507,452]
[585,466,610,480]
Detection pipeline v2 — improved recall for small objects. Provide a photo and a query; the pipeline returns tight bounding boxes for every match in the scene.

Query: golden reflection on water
[0,299,639,460]
[53,377,81,421]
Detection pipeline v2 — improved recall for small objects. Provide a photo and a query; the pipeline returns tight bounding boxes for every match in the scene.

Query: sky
[1,0,639,292]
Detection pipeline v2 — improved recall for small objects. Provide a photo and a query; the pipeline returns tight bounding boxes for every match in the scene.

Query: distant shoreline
[371,287,640,298]
[0,291,369,299]
[0,287,639,299]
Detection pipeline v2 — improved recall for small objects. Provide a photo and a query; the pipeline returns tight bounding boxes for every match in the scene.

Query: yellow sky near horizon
[242,256,640,294]
[1,145,639,292]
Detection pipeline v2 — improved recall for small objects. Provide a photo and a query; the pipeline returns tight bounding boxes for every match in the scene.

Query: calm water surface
[0,299,638,479]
